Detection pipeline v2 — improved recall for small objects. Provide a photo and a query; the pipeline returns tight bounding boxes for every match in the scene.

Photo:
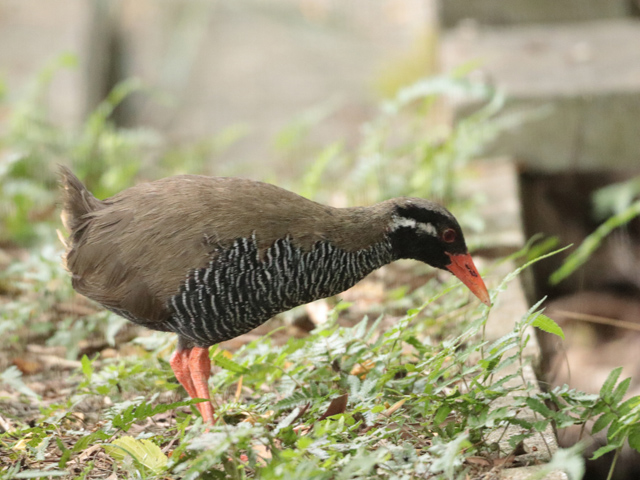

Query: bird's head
[387,198,491,306]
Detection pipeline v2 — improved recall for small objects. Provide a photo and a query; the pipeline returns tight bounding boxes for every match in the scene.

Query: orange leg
[170,347,215,422]
[170,349,198,399]
[189,347,215,423]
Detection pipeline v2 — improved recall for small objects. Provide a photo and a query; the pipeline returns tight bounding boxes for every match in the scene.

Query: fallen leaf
[12,357,43,375]
[242,410,274,425]
[68,444,103,469]
[235,376,243,402]
[350,359,375,378]
[512,440,527,456]
[252,443,271,466]
[293,424,311,436]
[493,452,516,467]
[12,437,29,452]
[18,353,81,371]
[318,394,348,421]
[379,398,407,418]
[465,456,491,467]
[101,348,118,359]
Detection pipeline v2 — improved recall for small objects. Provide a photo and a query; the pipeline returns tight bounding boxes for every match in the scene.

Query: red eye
[442,228,456,243]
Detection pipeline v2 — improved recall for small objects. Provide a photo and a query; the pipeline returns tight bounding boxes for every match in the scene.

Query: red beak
[445,252,491,306]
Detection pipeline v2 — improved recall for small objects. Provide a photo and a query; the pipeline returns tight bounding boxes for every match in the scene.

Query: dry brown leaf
[252,443,271,466]
[292,424,311,436]
[493,452,516,467]
[512,440,527,456]
[74,444,102,464]
[12,437,29,452]
[465,456,491,467]
[318,393,348,421]
[12,357,43,375]
[100,348,118,359]
[235,376,243,402]
[242,410,274,425]
[18,353,82,372]
[378,398,406,418]
[350,359,375,378]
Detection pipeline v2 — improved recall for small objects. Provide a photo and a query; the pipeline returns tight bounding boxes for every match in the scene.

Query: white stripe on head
[391,216,437,237]
[420,222,437,236]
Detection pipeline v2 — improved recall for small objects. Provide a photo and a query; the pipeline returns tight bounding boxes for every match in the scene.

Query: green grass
[3,251,631,479]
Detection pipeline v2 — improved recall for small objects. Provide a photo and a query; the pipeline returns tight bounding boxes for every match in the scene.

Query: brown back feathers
[58,169,393,326]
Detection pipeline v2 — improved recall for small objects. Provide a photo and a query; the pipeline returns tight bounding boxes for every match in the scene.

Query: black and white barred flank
[165,235,394,347]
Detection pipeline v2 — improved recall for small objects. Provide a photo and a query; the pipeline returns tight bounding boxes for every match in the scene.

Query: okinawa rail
[59,166,490,423]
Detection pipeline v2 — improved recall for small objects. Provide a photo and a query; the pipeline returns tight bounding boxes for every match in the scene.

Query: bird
[59,166,490,423]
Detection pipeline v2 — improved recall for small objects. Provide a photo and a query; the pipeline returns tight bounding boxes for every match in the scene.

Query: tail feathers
[58,165,101,233]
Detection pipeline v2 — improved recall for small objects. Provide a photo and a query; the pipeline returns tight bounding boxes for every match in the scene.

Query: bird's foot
[170,346,215,423]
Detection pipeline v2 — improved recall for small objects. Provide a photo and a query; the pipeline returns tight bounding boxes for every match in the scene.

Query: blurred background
[0,0,438,180]
[2,0,640,478]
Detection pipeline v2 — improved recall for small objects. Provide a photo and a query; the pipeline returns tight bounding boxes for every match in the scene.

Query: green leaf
[600,367,623,399]
[0,365,40,399]
[434,405,452,426]
[592,412,616,435]
[274,407,301,434]
[611,377,631,405]
[212,352,248,374]
[55,438,71,469]
[525,397,555,418]
[526,236,560,263]
[628,424,640,452]
[72,431,111,453]
[591,443,620,461]
[275,391,314,411]
[111,399,202,431]
[531,314,565,340]
[405,336,428,355]
[104,436,168,475]
[617,395,640,415]
[495,245,572,294]
[81,355,93,379]
[551,200,640,284]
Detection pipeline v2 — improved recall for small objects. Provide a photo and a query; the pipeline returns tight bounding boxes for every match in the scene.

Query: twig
[553,310,640,332]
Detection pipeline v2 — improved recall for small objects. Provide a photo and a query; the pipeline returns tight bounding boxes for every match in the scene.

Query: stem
[577,409,591,442]
[606,447,621,480]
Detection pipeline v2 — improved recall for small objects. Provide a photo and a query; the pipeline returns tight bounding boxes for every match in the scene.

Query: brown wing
[64,175,391,325]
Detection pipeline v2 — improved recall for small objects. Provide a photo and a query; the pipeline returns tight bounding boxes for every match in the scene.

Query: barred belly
[165,236,393,347]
